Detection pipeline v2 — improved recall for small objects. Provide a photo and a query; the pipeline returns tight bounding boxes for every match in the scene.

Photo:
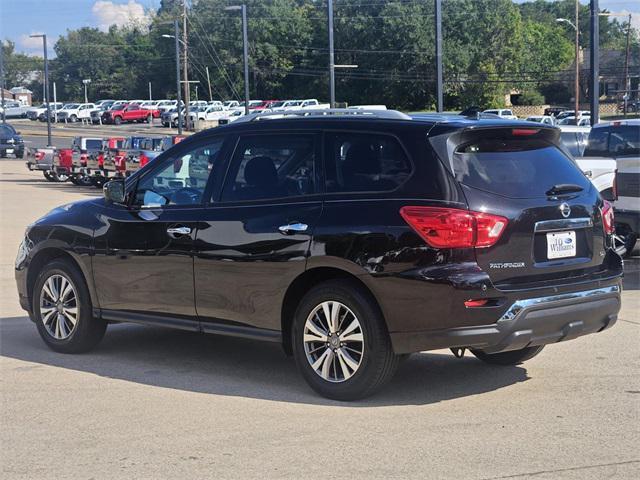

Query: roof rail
[233,108,412,124]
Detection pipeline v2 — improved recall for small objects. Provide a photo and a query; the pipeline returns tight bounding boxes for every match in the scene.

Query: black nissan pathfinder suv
[15,110,623,400]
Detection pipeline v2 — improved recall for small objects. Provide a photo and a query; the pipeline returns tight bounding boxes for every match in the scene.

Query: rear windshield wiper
[546,183,584,196]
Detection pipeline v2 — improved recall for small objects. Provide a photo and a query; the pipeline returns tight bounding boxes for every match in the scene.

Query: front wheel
[114,116,122,125]
[69,114,77,122]
[292,280,399,401]
[33,258,106,353]
[471,345,544,366]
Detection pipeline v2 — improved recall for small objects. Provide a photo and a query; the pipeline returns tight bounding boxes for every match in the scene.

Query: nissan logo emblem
[560,203,571,218]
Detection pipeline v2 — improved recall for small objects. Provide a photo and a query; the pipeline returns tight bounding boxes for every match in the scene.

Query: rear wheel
[43,171,56,182]
[32,259,106,353]
[292,280,399,400]
[53,172,69,182]
[75,175,93,187]
[612,224,637,257]
[471,345,544,366]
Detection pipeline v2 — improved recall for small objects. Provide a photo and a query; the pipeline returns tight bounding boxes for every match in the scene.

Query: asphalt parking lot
[0,158,638,479]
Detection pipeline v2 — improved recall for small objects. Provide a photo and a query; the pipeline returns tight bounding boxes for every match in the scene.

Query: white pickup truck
[583,120,639,256]
[559,126,617,200]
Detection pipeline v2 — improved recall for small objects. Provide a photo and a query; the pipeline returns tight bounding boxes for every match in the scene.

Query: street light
[29,34,52,147]
[557,8,580,121]
[161,22,183,134]
[82,79,91,104]
[225,5,250,115]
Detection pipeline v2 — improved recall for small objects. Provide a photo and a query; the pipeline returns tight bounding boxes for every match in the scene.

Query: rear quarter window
[452,137,590,198]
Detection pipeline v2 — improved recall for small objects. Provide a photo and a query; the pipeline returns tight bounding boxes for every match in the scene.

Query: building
[9,87,33,106]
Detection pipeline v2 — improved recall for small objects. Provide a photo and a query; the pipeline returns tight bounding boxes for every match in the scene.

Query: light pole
[328,0,335,108]
[0,42,6,124]
[226,5,250,115]
[600,11,633,117]
[557,8,580,121]
[82,79,91,104]
[435,0,443,112]
[162,22,183,134]
[30,34,52,147]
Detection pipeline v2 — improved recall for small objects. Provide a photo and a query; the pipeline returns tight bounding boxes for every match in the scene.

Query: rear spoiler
[428,125,563,174]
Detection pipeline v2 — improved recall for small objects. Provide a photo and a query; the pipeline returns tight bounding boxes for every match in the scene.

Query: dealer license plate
[547,231,576,259]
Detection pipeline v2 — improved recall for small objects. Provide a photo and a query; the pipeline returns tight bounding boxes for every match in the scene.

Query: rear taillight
[399,206,508,249]
[98,153,104,167]
[139,153,149,167]
[35,151,45,161]
[80,153,88,167]
[602,200,615,235]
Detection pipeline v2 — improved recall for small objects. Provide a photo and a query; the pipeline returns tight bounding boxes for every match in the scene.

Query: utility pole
[622,13,632,117]
[435,0,443,112]
[174,20,183,134]
[241,5,249,115]
[589,0,599,126]
[30,34,52,147]
[328,0,335,108]
[182,0,190,129]
[574,0,580,120]
[206,66,213,101]
[149,81,152,101]
[0,42,6,124]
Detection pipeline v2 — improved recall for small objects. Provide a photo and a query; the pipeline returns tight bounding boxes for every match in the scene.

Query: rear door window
[584,128,609,156]
[452,137,590,198]
[324,132,411,193]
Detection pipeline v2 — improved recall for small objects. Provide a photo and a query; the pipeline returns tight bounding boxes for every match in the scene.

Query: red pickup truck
[101,103,160,125]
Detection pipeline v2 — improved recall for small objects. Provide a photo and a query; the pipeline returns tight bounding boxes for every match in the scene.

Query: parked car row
[25,133,186,185]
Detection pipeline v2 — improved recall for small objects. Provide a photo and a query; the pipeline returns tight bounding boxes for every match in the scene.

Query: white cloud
[18,33,46,52]
[92,1,151,31]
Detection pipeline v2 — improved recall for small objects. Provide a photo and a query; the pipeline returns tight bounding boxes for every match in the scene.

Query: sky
[1,0,638,56]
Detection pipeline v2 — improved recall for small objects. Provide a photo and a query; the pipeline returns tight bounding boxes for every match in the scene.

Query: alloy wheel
[303,301,364,383]
[39,274,78,340]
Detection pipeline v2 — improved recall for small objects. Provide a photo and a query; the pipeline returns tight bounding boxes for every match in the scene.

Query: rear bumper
[390,283,622,354]
[615,209,640,234]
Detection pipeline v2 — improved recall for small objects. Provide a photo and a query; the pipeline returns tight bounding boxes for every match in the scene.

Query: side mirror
[103,179,126,205]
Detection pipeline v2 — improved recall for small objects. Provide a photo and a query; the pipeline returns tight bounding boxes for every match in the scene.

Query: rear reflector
[602,200,614,235]
[464,299,489,308]
[511,128,539,136]
[399,206,508,249]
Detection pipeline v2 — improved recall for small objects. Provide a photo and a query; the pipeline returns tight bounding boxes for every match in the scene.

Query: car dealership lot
[0,159,638,479]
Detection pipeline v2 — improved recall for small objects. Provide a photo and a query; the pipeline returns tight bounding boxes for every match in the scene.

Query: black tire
[292,280,399,401]
[70,114,77,122]
[15,149,24,158]
[0,150,5,158]
[471,345,544,366]
[114,116,122,125]
[43,171,56,182]
[32,258,106,353]
[75,175,93,187]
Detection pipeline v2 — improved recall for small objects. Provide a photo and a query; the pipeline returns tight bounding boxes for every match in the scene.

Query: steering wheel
[172,186,202,205]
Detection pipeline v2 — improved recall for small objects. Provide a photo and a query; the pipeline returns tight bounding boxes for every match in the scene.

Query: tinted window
[134,140,223,207]
[221,134,316,202]
[86,140,103,150]
[325,132,411,193]
[608,126,640,156]
[453,138,590,198]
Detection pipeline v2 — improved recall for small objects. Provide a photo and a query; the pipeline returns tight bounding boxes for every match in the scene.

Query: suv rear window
[453,138,590,198]
[325,132,411,193]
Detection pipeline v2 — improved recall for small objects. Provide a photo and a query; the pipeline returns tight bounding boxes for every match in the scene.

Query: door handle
[167,226,192,237]
[278,223,309,235]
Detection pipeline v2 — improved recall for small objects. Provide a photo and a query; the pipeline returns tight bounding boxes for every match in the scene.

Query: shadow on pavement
[0,316,529,407]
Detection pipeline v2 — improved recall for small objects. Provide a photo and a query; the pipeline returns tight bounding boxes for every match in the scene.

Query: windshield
[64,104,79,109]
[0,125,16,135]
